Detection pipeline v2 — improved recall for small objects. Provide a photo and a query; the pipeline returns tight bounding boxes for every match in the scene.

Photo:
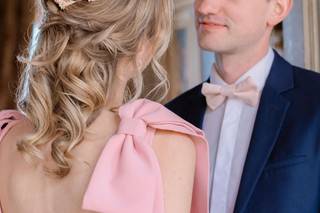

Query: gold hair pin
[54,0,96,10]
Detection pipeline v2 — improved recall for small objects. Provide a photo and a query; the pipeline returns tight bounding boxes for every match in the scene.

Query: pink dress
[0,99,209,213]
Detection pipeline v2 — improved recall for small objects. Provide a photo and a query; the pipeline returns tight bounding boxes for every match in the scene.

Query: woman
[0,0,209,212]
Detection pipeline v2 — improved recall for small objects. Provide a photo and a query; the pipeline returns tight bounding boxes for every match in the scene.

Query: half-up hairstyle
[16,0,173,178]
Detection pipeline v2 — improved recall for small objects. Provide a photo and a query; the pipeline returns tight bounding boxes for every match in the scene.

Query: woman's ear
[267,0,293,27]
[115,39,154,83]
[135,39,154,71]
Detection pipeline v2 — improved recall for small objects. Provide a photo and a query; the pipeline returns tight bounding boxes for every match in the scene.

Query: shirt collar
[210,47,275,91]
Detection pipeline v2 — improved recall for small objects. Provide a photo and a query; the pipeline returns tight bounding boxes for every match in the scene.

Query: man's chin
[198,41,229,53]
[197,35,227,50]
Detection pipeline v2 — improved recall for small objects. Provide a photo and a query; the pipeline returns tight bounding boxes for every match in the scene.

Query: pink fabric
[0,99,209,213]
[201,76,260,111]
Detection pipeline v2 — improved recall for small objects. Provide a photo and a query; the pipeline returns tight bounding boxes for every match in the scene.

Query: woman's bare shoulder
[151,130,196,212]
[0,118,32,148]
[0,118,33,169]
[152,130,196,160]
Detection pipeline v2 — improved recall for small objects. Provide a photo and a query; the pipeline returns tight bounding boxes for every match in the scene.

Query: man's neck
[214,44,270,84]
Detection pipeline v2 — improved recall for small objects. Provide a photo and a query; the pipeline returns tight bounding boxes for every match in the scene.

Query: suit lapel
[234,52,294,213]
[187,81,208,129]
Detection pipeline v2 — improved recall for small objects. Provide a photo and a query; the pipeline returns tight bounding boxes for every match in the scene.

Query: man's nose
[195,0,223,15]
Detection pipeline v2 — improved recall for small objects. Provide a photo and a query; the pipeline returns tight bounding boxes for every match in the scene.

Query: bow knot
[118,117,147,137]
[201,76,260,111]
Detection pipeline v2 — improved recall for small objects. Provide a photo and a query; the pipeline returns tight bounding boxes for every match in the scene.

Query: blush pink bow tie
[201,76,260,111]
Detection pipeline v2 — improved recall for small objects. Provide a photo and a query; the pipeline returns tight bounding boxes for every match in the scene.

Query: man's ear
[267,0,293,27]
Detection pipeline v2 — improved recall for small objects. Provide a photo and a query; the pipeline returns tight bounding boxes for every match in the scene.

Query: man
[166,0,320,212]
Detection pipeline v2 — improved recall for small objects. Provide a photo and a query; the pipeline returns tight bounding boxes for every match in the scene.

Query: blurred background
[0,0,319,110]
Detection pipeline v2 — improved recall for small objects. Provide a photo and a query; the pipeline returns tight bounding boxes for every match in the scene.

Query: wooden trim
[0,0,17,109]
[0,0,34,109]
[303,0,320,71]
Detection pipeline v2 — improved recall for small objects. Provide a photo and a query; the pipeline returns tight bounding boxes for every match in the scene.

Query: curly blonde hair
[16,0,173,178]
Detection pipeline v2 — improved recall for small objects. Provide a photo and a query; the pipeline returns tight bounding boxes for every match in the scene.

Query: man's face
[194,0,273,54]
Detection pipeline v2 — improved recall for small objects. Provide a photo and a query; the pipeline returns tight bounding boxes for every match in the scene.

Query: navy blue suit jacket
[166,51,320,213]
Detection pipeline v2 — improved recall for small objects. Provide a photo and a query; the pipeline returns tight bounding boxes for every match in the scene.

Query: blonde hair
[16,0,173,178]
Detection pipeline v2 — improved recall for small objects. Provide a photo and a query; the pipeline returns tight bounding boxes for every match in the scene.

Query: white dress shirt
[203,48,275,213]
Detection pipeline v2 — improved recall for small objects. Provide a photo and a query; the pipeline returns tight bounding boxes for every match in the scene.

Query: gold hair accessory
[54,0,96,10]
